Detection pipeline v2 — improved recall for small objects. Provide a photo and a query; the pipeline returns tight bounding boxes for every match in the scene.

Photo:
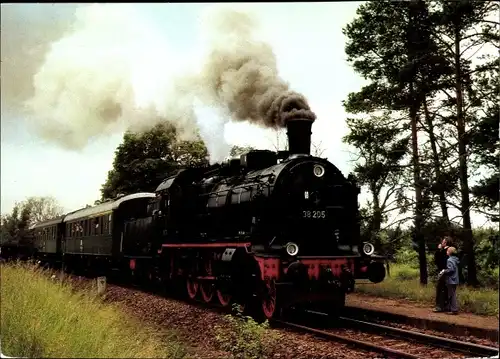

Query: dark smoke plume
[196,6,316,129]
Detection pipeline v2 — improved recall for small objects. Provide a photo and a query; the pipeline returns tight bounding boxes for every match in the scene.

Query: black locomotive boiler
[123,117,386,319]
[7,116,386,320]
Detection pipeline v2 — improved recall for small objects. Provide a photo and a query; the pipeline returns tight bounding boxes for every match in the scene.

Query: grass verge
[355,264,499,316]
[0,262,186,358]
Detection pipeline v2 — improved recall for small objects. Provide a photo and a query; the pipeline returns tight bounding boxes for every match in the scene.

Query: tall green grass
[0,262,186,358]
[356,264,499,316]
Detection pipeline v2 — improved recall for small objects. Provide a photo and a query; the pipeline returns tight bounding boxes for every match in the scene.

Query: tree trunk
[453,25,478,286]
[410,83,427,285]
[423,99,449,222]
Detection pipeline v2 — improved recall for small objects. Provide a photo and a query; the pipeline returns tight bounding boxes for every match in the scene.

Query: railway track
[339,316,499,358]
[271,309,499,359]
[68,274,499,358]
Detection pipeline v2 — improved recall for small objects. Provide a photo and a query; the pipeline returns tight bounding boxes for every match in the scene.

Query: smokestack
[286,118,313,156]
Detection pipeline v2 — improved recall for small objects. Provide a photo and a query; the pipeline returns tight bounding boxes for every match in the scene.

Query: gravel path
[102,285,376,359]
[68,276,495,358]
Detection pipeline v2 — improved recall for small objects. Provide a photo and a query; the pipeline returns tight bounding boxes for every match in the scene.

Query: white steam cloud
[1,4,315,163]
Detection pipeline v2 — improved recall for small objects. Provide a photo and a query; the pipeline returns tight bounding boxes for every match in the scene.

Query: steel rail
[338,316,499,358]
[271,319,423,359]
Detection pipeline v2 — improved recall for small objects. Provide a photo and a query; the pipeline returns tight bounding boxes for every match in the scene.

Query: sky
[0,3,492,228]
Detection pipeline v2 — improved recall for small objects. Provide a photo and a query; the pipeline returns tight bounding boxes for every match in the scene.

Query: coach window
[108,214,112,234]
[92,218,98,235]
[102,216,108,235]
[96,217,101,235]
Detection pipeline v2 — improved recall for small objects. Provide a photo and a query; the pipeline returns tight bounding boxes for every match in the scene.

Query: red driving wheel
[200,258,214,303]
[186,277,199,300]
[261,279,277,319]
[200,282,214,303]
[216,289,232,307]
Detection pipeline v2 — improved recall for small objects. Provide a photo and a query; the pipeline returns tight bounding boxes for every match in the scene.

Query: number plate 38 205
[302,210,326,219]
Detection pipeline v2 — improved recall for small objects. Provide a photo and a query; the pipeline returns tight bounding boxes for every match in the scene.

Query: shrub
[393,264,419,281]
[393,248,419,268]
[214,304,278,359]
[478,266,499,289]
[0,262,186,358]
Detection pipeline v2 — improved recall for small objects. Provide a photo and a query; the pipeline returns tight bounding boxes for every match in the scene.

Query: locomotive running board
[161,242,251,248]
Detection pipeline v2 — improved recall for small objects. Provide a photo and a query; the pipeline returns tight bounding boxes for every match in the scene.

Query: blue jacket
[444,255,460,285]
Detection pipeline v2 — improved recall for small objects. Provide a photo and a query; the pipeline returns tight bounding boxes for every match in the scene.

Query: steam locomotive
[7,117,386,319]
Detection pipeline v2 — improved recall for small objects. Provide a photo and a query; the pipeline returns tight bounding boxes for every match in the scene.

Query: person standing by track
[433,236,451,312]
[439,246,460,314]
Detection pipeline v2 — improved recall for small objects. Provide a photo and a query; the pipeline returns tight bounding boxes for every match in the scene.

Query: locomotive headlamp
[362,242,375,256]
[285,242,299,256]
[313,165,325,178]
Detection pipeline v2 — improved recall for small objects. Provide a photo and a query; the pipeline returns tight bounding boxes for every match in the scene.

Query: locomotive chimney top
[285,117,313,156]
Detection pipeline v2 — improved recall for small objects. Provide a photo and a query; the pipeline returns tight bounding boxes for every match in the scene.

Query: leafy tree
[468,57,499,221]
[343,0,497,285]
[101,123,209,200]
[469,105,499,221]
[22,196,64,225]
[343,0,440,283]
[0,196,63,246]
[473,228,500,287]
[343,113,410,250]
[427,0,499,285]
[230,145,255,157]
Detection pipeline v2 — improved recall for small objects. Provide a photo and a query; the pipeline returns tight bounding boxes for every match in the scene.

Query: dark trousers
[447,284,458,313]
[435,276,448,310]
